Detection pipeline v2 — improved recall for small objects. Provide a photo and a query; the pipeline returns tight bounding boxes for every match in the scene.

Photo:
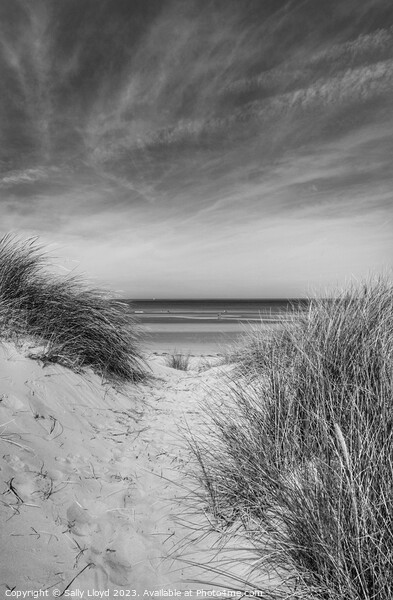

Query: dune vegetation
[0,234,146,383]
[190,279,393,599]
[165,349,190,371]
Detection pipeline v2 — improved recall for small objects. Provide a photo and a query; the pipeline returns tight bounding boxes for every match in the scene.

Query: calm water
[125,299,307,355]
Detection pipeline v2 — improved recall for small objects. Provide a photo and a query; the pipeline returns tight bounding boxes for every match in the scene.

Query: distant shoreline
[127,298,306,325]
[137,316,286,324]
[130,299,304,354]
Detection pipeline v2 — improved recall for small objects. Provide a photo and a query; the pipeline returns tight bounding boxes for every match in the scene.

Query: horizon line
[122,297,313,301]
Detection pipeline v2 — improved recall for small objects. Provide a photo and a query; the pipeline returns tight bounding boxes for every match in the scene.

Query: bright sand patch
[0,344,268,596]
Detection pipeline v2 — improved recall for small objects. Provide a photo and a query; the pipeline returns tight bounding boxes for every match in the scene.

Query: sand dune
[0,344,262,596]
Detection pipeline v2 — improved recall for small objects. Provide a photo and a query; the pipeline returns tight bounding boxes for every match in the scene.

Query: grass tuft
[0,234,147,383]
[165,350,190,371]
[189,278,393,598]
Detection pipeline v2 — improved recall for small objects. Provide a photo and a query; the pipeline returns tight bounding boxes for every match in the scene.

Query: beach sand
[0,343,271,596]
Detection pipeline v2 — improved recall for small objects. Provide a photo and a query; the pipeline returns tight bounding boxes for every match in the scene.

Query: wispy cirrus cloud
[0,0,392,296]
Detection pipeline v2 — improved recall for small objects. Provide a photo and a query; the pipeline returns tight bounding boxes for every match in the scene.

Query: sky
[0,0,392,298]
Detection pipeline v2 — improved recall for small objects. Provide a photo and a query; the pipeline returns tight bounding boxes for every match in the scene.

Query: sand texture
[0,345,262,595]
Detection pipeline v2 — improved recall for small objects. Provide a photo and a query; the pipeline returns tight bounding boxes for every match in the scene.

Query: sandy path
[0,345,262,596]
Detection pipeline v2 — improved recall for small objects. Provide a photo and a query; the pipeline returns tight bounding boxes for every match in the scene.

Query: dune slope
[0,345,260,595]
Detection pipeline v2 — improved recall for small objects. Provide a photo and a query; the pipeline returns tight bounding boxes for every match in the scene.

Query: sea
[124,299,307,356]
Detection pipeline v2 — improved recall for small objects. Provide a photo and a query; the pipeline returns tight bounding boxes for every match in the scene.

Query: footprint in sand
[66,501,94,536]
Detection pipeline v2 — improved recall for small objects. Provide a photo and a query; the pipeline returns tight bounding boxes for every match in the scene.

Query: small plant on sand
[189,278,393,599]
[0,234,147,383]
[165,350,190,371]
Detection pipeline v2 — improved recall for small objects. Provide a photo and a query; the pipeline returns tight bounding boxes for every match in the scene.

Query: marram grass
[165,350,190,371]
[189,279,393,599]
[0,234,147,383]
